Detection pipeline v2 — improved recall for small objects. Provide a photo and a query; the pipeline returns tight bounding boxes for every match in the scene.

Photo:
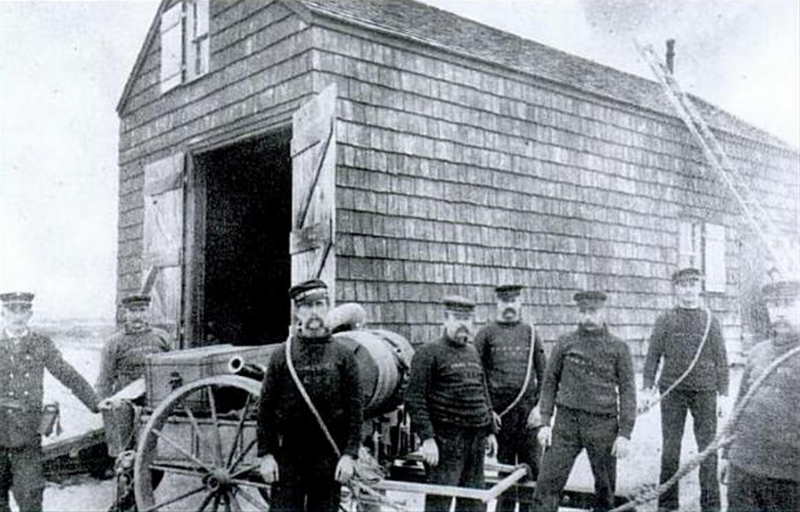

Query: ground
[13,320,742,511]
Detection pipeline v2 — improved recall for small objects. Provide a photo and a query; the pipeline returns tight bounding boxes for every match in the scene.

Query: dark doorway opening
[195,131,292,346]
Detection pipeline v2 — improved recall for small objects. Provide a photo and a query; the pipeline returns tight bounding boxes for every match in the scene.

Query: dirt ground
[17,321,742,511]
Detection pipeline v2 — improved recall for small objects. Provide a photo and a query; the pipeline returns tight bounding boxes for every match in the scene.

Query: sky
[0,0,798,320]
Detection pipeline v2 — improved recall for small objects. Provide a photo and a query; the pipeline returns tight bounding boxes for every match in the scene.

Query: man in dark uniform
[721,278,800,512]
[533,291,636,512]
[405,295,497,512]
[95,294,171,401]
[642,268,729,512]
[257,279,363,512]
[474,284,546,512]
[0,292,99,512]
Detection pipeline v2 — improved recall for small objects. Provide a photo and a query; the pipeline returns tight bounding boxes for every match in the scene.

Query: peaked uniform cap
[121,294,151,308]
[495,284,524,299]
[289,279,329,303]
[0,292,34,307]
[672,267,703,283]
[442,295,476,313]
[762,279,800,300]
[573,290,607,306]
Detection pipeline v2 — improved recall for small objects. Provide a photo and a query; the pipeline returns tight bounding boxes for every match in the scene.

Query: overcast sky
[0,0,798,320]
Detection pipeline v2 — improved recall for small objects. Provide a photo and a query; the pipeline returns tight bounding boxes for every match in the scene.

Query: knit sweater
[539,325,637,438]
[256,335,363,460]
[474,321,546,412]
[405,336,493,441]
[643,307,729,394]
[726,336,800,481]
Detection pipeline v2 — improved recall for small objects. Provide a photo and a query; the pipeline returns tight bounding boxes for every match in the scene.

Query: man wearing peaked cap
[0,292,100,512]
[405,295,497,512]
[722,277,800,512]
[642,267,729,512]
[533,290,636,512]
[257,279,363,512]
[475,284,546,512]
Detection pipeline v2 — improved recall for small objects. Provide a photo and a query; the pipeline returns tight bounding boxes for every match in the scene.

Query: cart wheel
[134,375,270,512]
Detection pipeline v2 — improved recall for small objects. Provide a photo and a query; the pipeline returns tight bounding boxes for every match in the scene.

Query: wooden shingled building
[115,0,800,357]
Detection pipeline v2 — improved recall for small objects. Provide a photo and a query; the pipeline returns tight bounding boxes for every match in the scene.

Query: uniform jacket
[257,335,363,461]
[0,330,98,447]
[95,327,170,399]
[643,307,729,394]
[405,336,494,441]
[539,325,637,438]
[475,321,546,413]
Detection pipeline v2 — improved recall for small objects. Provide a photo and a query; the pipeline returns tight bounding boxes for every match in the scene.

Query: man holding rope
[721,278,800,512]
[256,279,363,512]
[475,284,546,512]
[642,267,729,512]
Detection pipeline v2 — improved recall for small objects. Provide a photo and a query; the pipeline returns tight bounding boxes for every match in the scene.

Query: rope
[638,308,712,415]
[613,344,800,512]
[497,322,536,419]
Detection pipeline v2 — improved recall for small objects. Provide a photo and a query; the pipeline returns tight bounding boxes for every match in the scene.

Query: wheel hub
[204,469,233,491]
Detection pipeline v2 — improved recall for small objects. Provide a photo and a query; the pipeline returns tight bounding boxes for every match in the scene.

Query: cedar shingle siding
[117,0,800,354]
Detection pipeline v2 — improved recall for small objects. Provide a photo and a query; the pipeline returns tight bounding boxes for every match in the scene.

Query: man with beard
[474,284,546,512]
[0,292,99,512]
[642,268,729,512]
[721,277,800,512]
[257,279,363,512]
[405,295,497,512]
[532,291,636,512]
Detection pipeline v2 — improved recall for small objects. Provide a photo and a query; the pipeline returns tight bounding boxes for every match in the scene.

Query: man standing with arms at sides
[642,268,729,512]
[405,295,497,512]
[474,284,546,512]
[721,277,799,512]
[0,292,99,512]
[257,279,363,512]
[533,291,636,512]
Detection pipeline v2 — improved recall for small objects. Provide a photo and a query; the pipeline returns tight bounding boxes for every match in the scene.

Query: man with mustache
[0,292,100,512]
[532,290,636,512]
[257,279,363,512]
[405,295,497,512]
[642,268,729,512]
[721,277,799,512]
[474,284,546,512]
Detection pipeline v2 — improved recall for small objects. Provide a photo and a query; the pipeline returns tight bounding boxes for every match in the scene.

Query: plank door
[142,152,185,346]
[290,84,337,298]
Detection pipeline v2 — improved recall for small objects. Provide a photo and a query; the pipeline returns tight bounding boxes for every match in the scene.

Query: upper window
[678,220,727,293]
[160,0,209,94]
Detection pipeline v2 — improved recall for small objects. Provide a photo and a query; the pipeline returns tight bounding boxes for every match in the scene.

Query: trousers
[533,407,618,512]
[269,455,340,512]
[496,405,540,512]
[658,389,719,512]
[0,444,44,512]
[425,425,487,512]
[727,465,800,512]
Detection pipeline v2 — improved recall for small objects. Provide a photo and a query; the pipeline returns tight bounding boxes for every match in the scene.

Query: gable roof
[117,0,791,150]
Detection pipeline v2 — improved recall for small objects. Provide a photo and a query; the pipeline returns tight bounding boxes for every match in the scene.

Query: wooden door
[142,152,185,345]
[290,84,337,298]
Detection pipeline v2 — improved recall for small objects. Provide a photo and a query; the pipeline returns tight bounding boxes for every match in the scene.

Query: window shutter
[290,84,337,298]
[704,223,727,293]
[143,153,185,342]
[160,2,184,93]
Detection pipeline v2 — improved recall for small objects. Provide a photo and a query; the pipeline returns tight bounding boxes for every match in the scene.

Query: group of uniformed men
[1,265,797,512]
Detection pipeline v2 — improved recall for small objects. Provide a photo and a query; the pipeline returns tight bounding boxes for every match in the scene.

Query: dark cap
[0,292,34,309]
[672,267,703,283]
[289,279,329,304]
[121,294,151,308]
[762,279,800,301]
[442,295,476,314]
[573,290,607,307]
[495,284,523,300]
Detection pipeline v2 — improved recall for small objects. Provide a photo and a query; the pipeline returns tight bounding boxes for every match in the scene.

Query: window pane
[195,0,209,36]
[160,2,184,93]
[705,223,726,293]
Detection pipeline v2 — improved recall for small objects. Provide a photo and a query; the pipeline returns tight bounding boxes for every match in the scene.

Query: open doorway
[193,130,292,346]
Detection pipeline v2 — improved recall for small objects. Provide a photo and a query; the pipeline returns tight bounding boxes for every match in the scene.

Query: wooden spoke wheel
[134,375,269,512]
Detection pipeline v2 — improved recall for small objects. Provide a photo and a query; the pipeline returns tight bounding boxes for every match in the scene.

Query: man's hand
[537,426,552,448]
[485,434,498,458]
[717,394,730,419]
[334,454,357,483]
[98,397,123,411]
[611,436,630,459]
[492,411,502,431]
[718,458,729,484]
[258,454,279,483]
[638,387,659,413]
[420,438,439,466]
[527,405,543,429]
